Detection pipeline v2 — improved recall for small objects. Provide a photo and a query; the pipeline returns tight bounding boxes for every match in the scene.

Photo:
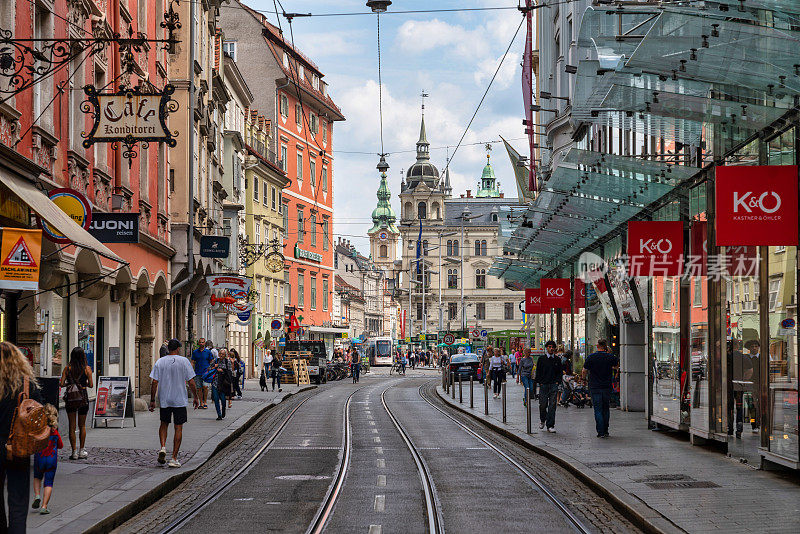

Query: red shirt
[39,428,63,458]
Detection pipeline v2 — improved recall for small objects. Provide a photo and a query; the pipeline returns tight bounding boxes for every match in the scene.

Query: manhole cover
[646,481,720,489]
[635,474,694,483]
[586,460,655,468]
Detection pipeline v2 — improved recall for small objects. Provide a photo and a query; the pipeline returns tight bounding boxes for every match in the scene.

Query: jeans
[591,388,612,436]
[272,370,282,390]
[351,363,360,382]
[510,362,517,377]
[538,382,559,428]
[233,377,243,397]
[211,385,226,418]
[520,375,534,404]
[400,363,406,374]
[0,438,29,534]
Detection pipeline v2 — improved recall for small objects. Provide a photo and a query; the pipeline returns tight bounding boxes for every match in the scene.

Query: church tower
[368,155,400,270]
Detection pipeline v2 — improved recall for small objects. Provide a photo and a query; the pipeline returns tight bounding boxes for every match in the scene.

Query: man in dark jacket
[535,340,562,432]
[582,340,620,437]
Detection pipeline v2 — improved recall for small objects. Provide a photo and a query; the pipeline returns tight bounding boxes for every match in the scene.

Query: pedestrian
[399,351,407,375]
[261,350,273,391]
[272,353,283,392]
[0,342,41,533]
[149,339,199,468]
[560,350,574,406]
[582,340,619,438]
[535,340,562,433]
[231,349,243,399]
[518,348,535,406]
[191,338,212,409]
[31,405,62,515]
[60,346,92,459]
[351,348,361,383]
[206,340,218,361]
[489,349,504,398]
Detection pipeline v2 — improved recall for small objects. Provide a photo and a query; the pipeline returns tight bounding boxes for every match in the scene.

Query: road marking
[376,459,385,468]
[375,447,383,454]
[373,437,381,443]
[369,525,382,534]
[234,498,254,501]
[377,475,386,487]
[374,494,385,512]
[300,439,311,447]
[275,475,331,481]
[369,421,375,425]
[371,429,378,433]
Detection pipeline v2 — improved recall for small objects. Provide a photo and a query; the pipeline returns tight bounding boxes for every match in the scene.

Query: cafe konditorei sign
[81,84,178,167]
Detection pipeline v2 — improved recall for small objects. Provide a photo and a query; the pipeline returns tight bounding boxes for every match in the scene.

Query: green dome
[476,155,500,198]
[369,172,399,233]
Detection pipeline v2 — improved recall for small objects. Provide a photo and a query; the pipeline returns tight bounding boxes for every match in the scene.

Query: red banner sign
[715,165,798,246]
[573,282,586,311]
[627,221,683,276]
[688,220,707,276]
[524,288,545,314]
[540,278,571,309]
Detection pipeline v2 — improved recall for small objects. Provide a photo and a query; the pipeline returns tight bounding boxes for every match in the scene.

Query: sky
[243,0,527,253]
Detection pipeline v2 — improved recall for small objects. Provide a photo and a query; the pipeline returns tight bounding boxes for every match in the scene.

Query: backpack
[63,370,88,411]
[6,377,50,460]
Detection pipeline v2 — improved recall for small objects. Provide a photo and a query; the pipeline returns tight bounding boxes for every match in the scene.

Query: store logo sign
[627,221,683,276]
[540,278,571,309]
[716,165,798,246]
[524,288,544,314]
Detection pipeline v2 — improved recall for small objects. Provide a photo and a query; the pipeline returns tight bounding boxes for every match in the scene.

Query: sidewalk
[30,380,315,534]
[437,380,800,534]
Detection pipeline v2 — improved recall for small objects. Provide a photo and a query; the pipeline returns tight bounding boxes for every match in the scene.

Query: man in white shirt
[149,339,199,467]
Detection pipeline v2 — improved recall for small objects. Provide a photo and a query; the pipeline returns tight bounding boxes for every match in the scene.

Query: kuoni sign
[715,165,798,246]
[39,188,91,244]
[540,278,571,309]
[0,229,42,291]
[627,221,683,276]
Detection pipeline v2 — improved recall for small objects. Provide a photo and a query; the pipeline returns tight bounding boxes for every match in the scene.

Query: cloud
[395,19,491,59]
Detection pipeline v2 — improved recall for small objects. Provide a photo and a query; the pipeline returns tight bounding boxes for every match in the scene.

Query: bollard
[484,376,489,415]
[459,374,463,403]
[470,375,474,408]
[502,381,507,423]
[442,367,446,391]
[451,373,456,399]
[526,387,531,434]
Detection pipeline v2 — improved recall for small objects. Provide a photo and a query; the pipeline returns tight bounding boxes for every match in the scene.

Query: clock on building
[378,231,389,241]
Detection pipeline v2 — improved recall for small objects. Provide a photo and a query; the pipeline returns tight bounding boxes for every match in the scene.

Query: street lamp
[366,0,392,13]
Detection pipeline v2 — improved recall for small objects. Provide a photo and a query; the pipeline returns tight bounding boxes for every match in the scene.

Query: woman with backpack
[210,349,233,420]
[1,341,43,533]
[60,347,93,460]
[272,353,283,392]
[230,349,243,400]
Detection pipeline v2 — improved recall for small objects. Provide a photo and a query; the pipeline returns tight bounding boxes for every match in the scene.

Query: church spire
[369,155,399,233]
[416,90,430,162]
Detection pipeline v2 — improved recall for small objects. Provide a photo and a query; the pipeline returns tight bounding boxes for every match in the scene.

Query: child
[32,404,63,514]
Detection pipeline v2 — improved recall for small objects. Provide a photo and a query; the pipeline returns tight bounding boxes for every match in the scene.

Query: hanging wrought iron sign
[81,84,178,167]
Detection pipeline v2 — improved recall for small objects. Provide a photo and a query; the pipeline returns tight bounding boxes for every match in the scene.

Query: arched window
[404,202,412,219]
[432,202,440,219]
[481,240,487,256]
[475,269,486,289]
[474,239,481,256]
[453,240,459,256]
[447,268,458,289]
[379,245,388,258]
[417,202,427,219]
[491,213,498,222]
[422,240,429,256]
[446,240,453,256]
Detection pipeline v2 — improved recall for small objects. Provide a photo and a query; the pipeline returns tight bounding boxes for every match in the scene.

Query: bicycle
[390,361,401,375]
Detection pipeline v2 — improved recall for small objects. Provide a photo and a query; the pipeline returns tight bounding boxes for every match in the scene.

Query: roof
[443,197,521,226]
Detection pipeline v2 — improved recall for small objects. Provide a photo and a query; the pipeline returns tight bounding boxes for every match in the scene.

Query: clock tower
[368,155,400,272]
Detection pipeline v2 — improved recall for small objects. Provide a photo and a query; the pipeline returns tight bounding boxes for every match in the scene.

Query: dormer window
[283,52,289,68]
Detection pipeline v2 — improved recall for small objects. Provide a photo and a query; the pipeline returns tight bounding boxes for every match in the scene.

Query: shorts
[34,456,57,487]
[160,407,188,425]
[65,403,89,416]
[194,375,206,388]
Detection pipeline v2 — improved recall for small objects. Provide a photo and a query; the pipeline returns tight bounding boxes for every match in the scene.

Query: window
[257,281,262,312]
[271,186,276,210]
[446,240,453,256]
[769,278,782,311]
[263,183,269,207]
[298,272,305,307]
[310,159,316,188]
[504,302,514,320]
[309,212,317,246]
[476,269,486,289]
[447,268,458,289]
[295,104,302,126]
[280,95,288,117]
[322,120,328,144]
[254,221,260,244]
[282,201,289,237]
[379,245,387,258]
[322,278,329,311]
[286,280,291,305]
[253,177,259,202]
[417,202,427,219]
[297,208,304,243]
[322,217,329,251]
[299,65,305,80]
[280,145,287,171]
[310,275,317,310]
[222,41,237,61]
[311,113,318,134]
[476,303,486,320]
[297,153,303,181]
[322,167,328,192]
[448,303,457,321]
[416,302,423,320]
[663,279,672,310]
[283,52,289,68]
[265,282,271,314]
[274,284,279,314]
[693,278,702,307]
[475,240,481,256]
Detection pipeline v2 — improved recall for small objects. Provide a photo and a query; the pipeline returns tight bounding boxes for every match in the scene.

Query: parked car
[448,353,480,381]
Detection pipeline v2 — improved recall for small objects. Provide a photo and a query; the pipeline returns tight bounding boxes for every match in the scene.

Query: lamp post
[436,231,457,331]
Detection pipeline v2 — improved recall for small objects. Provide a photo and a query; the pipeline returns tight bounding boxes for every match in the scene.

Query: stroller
[567,378,592,408]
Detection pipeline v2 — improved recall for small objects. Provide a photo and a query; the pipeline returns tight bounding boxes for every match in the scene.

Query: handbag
[63,371,88,411]
[6,377,50,460]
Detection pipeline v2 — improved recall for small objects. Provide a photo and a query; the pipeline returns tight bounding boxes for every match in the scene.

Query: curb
[85,386,317,534]
[435,387,686,534]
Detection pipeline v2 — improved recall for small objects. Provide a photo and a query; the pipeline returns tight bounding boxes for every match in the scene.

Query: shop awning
[0,171,125,264]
